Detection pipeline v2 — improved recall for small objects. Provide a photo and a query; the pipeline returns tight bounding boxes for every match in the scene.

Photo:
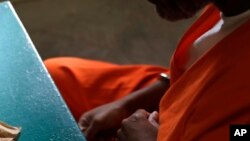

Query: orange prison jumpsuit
[158,5,250,141]
[44,5,250,141]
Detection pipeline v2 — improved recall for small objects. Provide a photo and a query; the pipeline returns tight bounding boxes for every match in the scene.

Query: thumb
[148,111,159,128]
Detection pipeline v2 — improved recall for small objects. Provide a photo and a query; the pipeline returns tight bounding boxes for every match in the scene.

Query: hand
[78,101,130,141]
[78,79,168,141]
[116,109,158,141]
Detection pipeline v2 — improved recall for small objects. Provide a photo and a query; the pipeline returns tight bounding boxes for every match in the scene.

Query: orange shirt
[158,5,250,141]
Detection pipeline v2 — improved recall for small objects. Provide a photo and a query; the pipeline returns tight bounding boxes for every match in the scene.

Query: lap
[44,57,168,120]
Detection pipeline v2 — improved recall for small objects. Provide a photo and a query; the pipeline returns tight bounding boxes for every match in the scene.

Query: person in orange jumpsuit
[44,0,250,140]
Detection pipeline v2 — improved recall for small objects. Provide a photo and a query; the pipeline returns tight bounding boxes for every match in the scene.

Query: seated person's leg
[44,57,167,120]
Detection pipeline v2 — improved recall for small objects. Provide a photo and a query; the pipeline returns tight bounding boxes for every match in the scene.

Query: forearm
[120,77,170,114]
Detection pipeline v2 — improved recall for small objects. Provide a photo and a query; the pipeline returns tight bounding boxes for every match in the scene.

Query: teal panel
[0,1,86,141]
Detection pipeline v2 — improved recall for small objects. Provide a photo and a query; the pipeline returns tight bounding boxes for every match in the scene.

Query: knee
[44,58,62,80]
[43,58,74,87]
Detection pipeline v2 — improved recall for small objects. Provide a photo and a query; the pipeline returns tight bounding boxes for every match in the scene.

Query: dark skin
[211,0,249,17]
[78,0,249,141]
[148,0,210,21]
[79,79,169,141]
[116,109,158,141]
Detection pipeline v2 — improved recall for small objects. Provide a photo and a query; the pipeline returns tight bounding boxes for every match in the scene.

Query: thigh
[44,57,167,120]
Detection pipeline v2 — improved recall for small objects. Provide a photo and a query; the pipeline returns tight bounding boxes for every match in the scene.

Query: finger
[128,109,149,122]
[148,111,159,122]
[78,114,91,133]
[85,121,100,141]
[148,111,159,128]
[78,116,90,132]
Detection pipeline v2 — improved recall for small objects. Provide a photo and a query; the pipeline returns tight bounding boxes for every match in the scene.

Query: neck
[211,0,249,17]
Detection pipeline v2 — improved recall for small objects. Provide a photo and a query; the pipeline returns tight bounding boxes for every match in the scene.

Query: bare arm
[121,77,170,114]
[79,75,170,141]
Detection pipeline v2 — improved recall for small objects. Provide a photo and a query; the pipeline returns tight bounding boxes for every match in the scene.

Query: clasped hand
[116,109,159,141]
[78,101,159,141]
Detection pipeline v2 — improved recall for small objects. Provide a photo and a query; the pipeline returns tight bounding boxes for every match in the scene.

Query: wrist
[113,98,134,117]
[115,73,170,115]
